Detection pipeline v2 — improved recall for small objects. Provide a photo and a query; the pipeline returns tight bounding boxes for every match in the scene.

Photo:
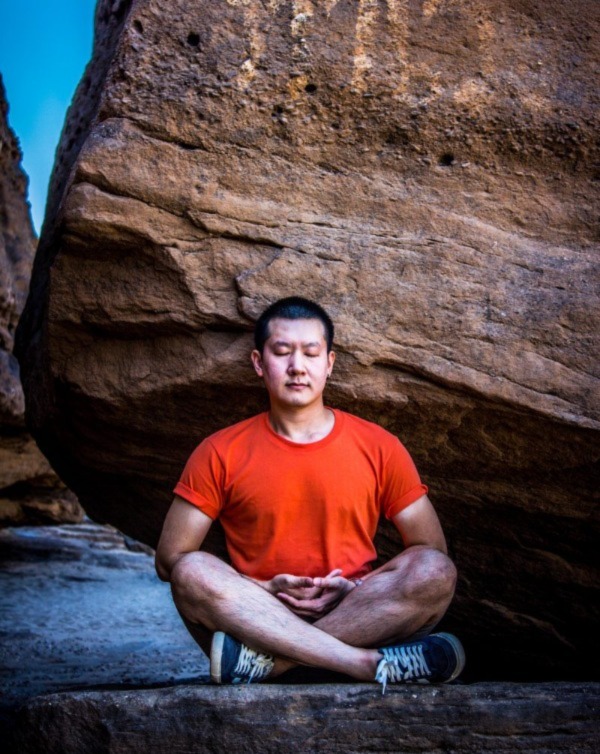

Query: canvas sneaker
[375,632,465,693]
[210,631,275,684]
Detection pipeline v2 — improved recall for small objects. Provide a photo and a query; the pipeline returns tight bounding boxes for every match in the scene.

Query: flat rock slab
[10,682,600,754]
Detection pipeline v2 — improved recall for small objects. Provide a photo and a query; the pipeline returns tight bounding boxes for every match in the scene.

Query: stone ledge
[9,682,600,754]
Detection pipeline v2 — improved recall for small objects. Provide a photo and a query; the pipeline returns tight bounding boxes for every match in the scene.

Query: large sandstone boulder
[0,76,82,526]
[16,0,599,679]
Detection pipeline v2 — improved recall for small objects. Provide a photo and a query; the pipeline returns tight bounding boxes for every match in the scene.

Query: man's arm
[155,495,214,581]
[391,494,447,553]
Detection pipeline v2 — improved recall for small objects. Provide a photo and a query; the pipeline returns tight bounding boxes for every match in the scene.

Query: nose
[288,350,306,374]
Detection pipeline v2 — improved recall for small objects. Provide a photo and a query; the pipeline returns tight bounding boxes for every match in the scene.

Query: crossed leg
[170,545,456,681]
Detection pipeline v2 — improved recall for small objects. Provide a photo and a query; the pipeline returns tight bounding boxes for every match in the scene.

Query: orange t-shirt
[173,409,427,580]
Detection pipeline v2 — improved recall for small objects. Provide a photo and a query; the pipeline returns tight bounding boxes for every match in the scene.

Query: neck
[268,403,335,444]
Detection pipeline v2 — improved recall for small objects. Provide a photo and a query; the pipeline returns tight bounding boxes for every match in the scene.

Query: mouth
[286,383,309,389]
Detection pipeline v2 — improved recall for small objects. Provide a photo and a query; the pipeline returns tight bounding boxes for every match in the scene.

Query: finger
[277,592,307,608]
[284,575,315,589]
[288,606,322,618]
[277,596,324,618]
[321,577,345,589]
[314,569,342,587]
[314,576,349,589]
[317,584,352,607]
[278,593,329,614]
[288,593,339,612]
[289,587,323,600]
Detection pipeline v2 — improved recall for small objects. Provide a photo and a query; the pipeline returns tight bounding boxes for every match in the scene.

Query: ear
[327,350,335,377]
[251,349,264,378]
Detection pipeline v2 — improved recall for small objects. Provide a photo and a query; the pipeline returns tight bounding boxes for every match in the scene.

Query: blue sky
[0,1,97,234]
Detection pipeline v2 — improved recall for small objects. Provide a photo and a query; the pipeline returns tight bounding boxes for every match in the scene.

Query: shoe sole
[435,632,466,682]
[210,631,226,684]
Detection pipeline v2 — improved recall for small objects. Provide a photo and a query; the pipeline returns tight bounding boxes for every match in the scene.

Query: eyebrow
[271,340,322,348]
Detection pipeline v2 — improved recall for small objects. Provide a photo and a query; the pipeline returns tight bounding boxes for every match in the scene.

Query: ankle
[269,658,295,678]
[356,649,381,681]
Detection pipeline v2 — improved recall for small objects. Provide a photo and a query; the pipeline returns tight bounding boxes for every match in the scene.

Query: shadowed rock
[10,682,600,754]
[15,0,600,679]
[0,76,82,526]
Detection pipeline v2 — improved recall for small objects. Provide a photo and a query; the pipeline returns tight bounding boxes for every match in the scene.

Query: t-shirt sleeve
[173,439,225,520]
[380,438,428,520]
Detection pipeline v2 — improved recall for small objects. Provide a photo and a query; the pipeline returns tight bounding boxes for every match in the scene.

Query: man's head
[251,297,335,412]
[254,297,334,354]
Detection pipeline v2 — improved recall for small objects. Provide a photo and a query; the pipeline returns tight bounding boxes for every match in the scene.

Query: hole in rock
[187,32,201,47]
[305,83,318,94]
[439,152,455,166]
[133,19,143,34]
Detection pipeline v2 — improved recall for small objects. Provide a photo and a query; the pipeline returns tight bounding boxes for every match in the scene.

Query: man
[156,297,464,690]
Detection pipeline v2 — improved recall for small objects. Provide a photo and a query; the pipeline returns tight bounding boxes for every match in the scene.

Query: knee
[170,551,224,607]
[401,548,457,604]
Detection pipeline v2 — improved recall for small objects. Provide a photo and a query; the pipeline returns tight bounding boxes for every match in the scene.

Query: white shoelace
[375,644,431,694]
[233,644,275,683]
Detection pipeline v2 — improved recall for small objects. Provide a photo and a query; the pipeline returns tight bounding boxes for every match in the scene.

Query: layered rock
[16,0,600,679]
[10,682,600,754]
[0,76,82,526]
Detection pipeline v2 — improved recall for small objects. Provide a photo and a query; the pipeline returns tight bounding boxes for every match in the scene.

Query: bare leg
[271,545,456,676]
[176,607,212,656]
[170,552,378,680]
[315,545,456,646]
[171,546,456,680]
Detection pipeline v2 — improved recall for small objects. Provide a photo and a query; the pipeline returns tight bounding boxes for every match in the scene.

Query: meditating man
[155,297,464,690]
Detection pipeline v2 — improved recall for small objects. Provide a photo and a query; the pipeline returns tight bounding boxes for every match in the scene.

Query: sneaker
[375,632,465,693]
[210,631,275,684]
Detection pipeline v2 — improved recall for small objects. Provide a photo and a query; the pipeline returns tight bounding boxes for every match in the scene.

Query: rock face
[0,79,33,425]
[16,0,600,679]
[0,76,82,526]
[10,682,600,754]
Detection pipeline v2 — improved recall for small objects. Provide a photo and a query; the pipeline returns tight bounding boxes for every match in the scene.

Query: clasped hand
[265,569,355,619]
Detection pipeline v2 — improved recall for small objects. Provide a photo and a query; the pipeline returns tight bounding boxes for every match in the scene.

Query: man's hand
[263,573,323,601]
[274,569,356,619]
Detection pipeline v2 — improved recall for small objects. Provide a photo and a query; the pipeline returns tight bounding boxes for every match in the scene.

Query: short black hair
[254,297,334,353]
